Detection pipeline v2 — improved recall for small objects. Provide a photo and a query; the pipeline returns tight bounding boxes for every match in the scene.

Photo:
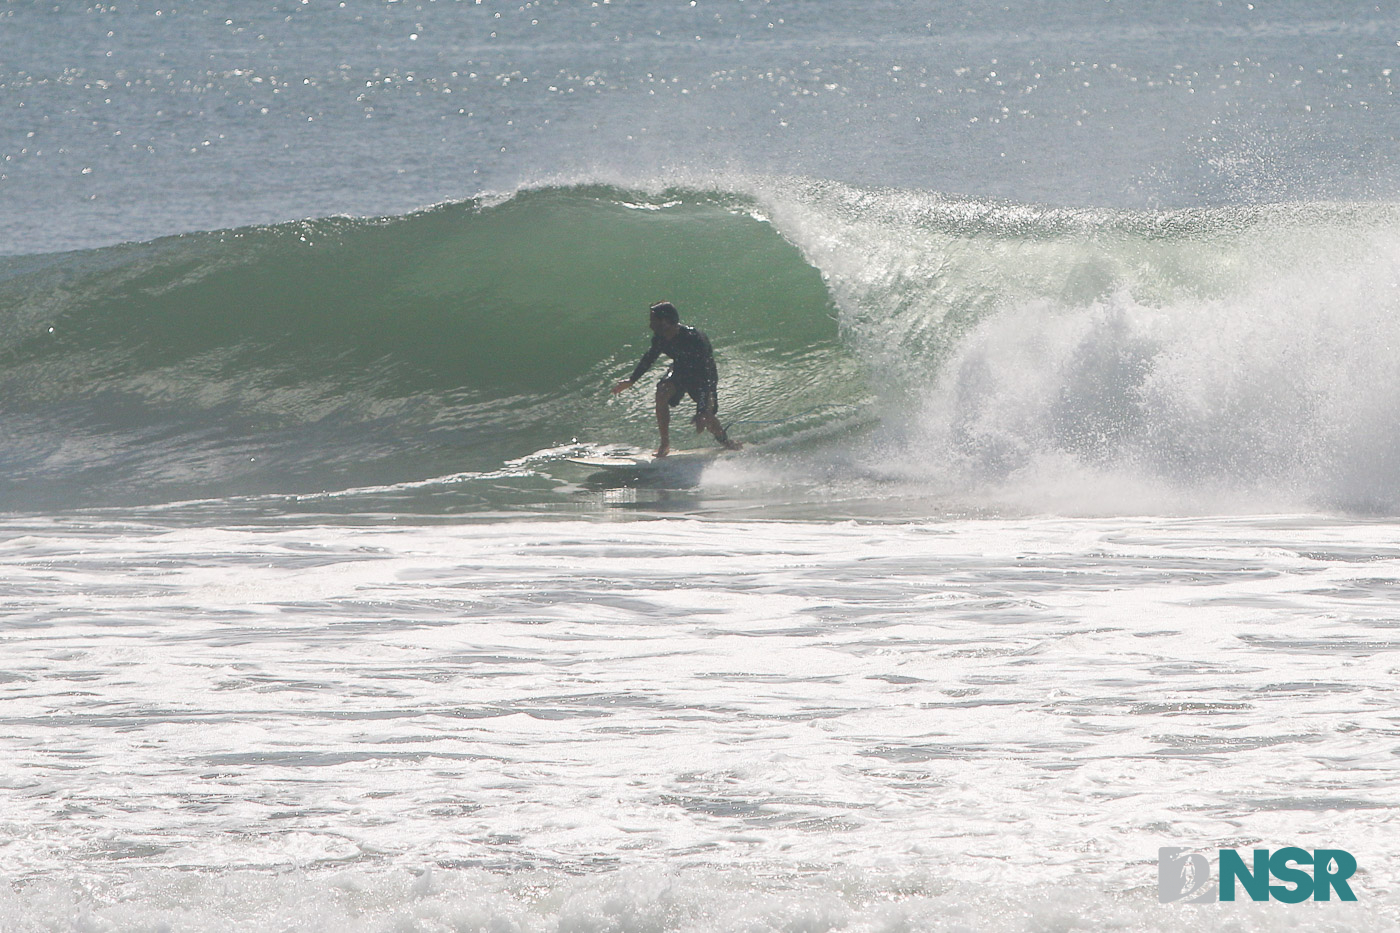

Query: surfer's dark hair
[649,301,679,324]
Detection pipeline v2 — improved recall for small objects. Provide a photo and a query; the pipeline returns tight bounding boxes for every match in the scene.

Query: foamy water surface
[3,512,1398,930]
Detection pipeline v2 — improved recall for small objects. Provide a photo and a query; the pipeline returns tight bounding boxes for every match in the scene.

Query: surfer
[611,301,743,458]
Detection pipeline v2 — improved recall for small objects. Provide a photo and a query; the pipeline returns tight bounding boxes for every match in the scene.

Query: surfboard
[566,448,723,471]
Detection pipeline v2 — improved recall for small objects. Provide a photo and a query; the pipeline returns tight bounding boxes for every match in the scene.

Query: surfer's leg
[654,381,678,457]
[693,387,742,450]
[698,415,742,450]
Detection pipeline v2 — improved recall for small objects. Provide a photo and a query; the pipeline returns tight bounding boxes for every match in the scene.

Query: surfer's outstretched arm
[612,332,663,394]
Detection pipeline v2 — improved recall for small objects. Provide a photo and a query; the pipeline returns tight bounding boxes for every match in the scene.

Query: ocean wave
[2,179,1399,512]
[0,183,857,509]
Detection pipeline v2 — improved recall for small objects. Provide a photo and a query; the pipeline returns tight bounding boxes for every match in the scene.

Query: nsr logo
[1158,847,1358,903]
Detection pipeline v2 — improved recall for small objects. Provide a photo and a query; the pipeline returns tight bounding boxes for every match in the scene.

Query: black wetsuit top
[629,325,718,390]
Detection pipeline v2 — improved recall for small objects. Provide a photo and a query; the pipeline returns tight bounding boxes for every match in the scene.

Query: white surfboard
[566,448,723,471]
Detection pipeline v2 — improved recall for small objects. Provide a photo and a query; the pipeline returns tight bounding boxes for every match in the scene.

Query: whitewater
[3,2,1400,931]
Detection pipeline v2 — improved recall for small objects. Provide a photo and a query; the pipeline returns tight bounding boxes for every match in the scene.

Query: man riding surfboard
[610,301,742,458]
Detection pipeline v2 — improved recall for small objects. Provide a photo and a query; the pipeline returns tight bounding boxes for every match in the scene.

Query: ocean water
[3,1,1400,930]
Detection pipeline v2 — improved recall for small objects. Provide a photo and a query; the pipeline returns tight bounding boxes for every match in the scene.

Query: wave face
[0,186,855,510]
[4,180,1400,514]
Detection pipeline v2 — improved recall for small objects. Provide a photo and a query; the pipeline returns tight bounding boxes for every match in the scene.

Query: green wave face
[0,186,857,508]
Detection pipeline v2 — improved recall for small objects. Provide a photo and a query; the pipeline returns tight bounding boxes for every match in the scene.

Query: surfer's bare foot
[721,438,743,451]
[654,444,670,458]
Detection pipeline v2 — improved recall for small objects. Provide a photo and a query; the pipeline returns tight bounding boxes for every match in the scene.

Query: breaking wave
[3,178,1399,513]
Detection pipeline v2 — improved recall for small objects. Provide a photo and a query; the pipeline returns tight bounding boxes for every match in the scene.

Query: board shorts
[659,374,718,417]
